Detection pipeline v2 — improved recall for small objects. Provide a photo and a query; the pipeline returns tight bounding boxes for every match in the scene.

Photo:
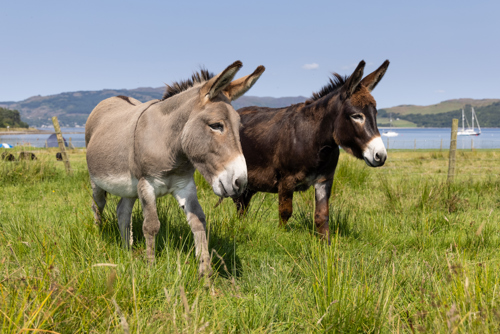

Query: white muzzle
[363,136,387,167]
[211,154,248,197]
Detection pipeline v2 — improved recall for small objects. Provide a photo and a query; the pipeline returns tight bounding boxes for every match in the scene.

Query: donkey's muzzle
[363,136,387,167]
[211,155,248,198]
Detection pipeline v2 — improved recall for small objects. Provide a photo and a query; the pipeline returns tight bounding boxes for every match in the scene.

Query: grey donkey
[85,61,265,277]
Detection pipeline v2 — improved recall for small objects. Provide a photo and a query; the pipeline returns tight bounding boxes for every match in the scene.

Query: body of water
[380,128,500,150]
[0,127,86,148]
[1,127,500,149]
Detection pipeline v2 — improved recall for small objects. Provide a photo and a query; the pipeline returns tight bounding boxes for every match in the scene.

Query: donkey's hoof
[146,254,155,265]
[317,229,331,245]
[199,265,214,278]
[198,258,214,279]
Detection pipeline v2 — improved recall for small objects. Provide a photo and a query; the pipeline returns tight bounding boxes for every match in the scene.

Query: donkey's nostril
[233,175,247,195]
[375,151,387,165]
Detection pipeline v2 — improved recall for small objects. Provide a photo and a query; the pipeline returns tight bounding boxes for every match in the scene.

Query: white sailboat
[382,113,399,137]
[457,107,481,136]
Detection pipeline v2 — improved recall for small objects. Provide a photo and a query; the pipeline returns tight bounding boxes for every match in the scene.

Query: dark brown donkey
[232,60,389,240]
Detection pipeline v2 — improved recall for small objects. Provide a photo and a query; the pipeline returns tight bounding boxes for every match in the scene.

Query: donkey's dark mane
[308,73,349,102]
[162,69,215,100]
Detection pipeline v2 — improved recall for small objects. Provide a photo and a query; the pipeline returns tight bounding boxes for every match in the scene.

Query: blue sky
[1,0,499,108]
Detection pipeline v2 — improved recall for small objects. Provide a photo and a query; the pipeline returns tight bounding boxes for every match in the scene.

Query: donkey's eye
[350,114,365,122]
[209,122,224,132]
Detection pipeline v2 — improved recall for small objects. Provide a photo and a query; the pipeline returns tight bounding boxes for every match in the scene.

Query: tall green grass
[0,149,499,332]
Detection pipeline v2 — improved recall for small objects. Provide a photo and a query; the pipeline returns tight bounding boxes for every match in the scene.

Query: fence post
[414,139,416,151]
[52,116,72,175]
[440,138,443,152]
[447,119,458,183]
[386,137,389,150]
[471,138,474,152]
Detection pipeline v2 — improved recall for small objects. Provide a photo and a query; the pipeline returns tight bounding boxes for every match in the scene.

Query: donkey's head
[332,60,389,167]
[180,61,265,197]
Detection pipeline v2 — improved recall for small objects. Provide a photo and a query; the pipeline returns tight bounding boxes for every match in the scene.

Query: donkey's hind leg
[233,189,256,216]
[117,197,137,249]
[91,179,107,227]
[137,178,161,264]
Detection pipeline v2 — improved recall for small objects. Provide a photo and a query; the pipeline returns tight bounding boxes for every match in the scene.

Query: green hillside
[376,117,417,128]
[383,98,499,115]
[393,102,500,128]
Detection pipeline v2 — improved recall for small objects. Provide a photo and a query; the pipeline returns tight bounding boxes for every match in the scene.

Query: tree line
[0,107,28,128]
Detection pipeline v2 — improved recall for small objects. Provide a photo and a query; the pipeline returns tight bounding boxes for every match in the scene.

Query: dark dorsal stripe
[307,73,349,103]
[162,69,215,100]
[116,95,136,105]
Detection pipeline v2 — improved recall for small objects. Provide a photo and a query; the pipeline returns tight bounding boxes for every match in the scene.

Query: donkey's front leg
[174,178,213,277]
[314,179,333,244]
[137,178,160,264]
[278,181,294,226]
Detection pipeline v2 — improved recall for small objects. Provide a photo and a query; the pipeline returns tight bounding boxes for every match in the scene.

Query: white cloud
[302,63,319,70]
[435,89,445,93]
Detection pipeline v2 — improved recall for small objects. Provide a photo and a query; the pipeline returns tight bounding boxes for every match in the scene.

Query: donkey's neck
[300,93,342,145]
[132,88,200,178]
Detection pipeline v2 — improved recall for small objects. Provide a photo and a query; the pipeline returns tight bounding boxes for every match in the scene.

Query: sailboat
[382,113,399,137]
[457,107,481,136]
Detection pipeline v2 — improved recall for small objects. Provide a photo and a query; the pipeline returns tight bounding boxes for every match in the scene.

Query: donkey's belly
[92,174,139,198]
[92,173,192,199]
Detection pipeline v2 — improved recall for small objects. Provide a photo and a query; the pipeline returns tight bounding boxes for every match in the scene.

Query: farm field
[1,148,500,333]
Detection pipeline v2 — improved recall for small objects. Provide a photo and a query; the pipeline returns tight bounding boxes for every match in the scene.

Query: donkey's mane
[162,68,215,100]
[308,73,349,102]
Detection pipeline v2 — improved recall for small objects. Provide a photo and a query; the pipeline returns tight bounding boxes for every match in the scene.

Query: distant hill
[232,96,307,109]
[2,88,498,128]
[0,87,165,127]
[378,98,500,127]
[0,88,307,127]
[382,98,500,116]
[389,102,500,128]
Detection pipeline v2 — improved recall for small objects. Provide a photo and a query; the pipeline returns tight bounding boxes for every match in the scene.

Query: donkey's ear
[201,61,243,100]
[360,60,390,92]
[342,60,365,97]
[224,65,265,101]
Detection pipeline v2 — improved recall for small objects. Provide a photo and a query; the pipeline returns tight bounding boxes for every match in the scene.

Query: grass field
[1,148,500,333]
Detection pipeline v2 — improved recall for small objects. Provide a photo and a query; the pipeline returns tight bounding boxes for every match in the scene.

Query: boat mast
[473,107,481,133]
[462,109,465,132]
[471,107,474,132]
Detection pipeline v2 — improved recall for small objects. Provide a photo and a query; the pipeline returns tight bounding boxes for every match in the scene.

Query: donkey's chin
[362,136,387,167]
[210,155,248,198]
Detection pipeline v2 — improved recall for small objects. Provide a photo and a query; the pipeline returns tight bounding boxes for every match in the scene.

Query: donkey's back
[86,96,159,198]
